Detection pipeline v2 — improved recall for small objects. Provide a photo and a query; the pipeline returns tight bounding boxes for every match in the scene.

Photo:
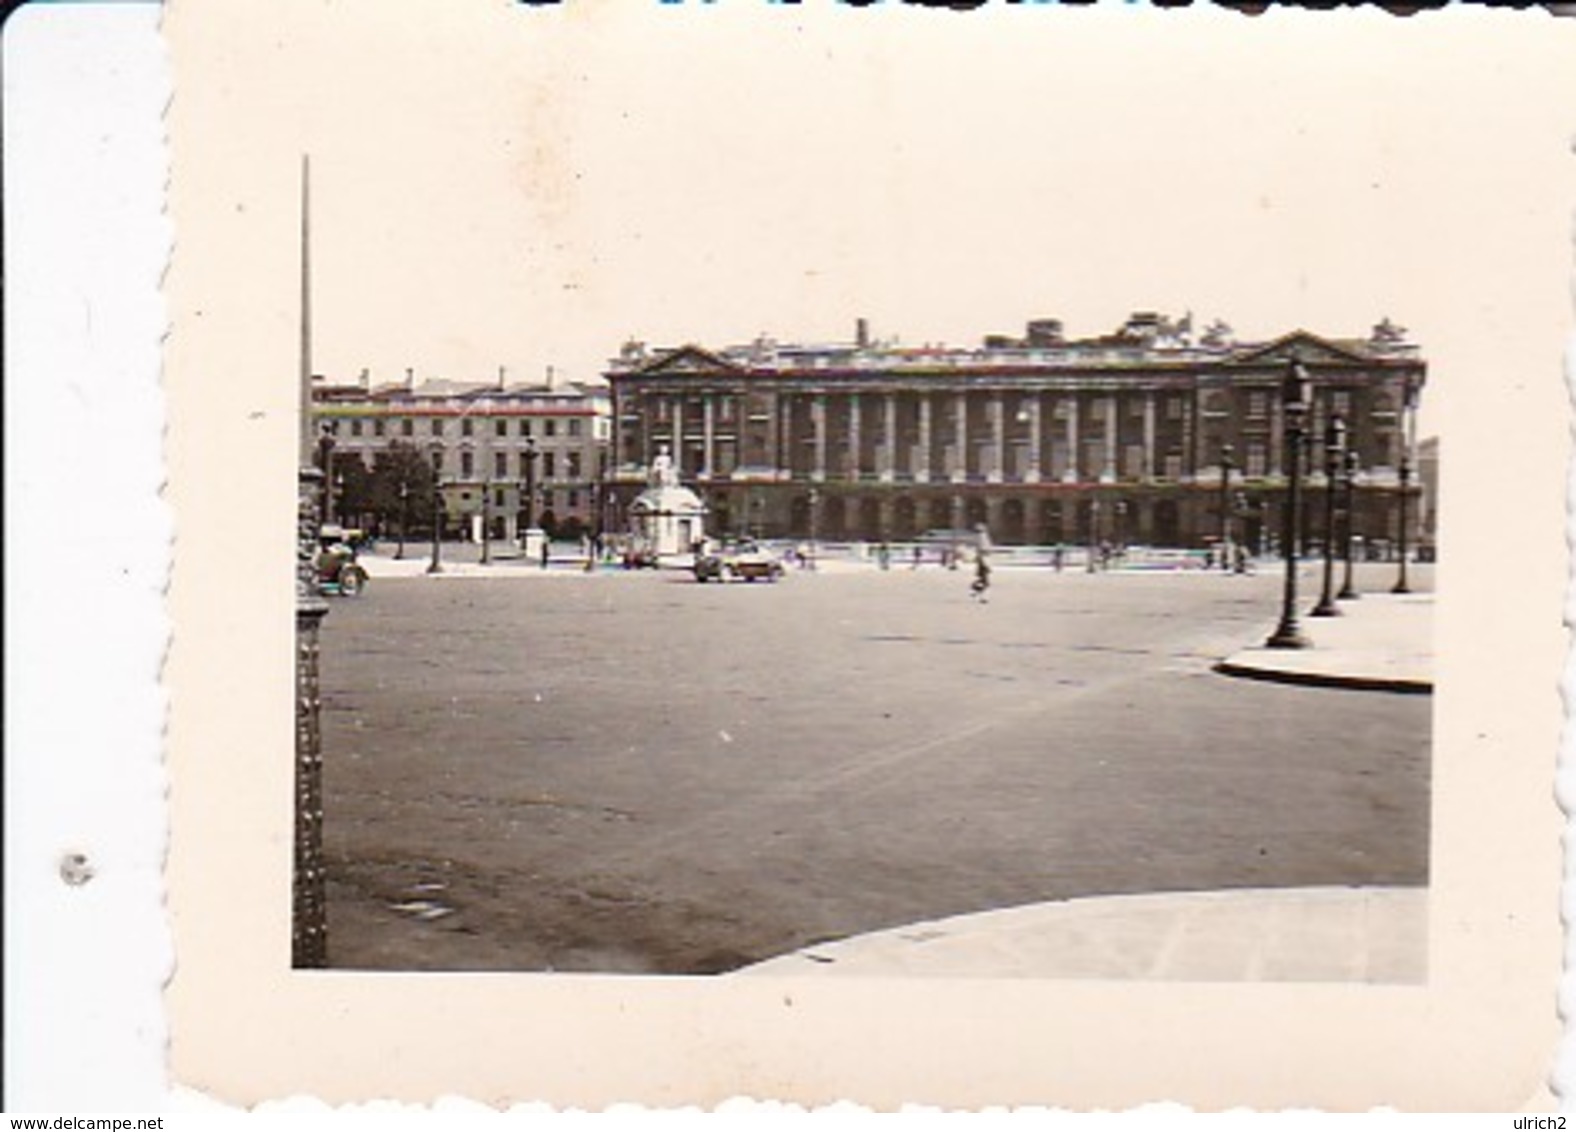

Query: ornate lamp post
[522,435,539,530]
[1310,414,1347,617]
[480,470,493,566]
[1266,359,1313,649]
[316,422,338,526]
[293,155,328,968]
[427,445,444,575]
[1218,443,1235,571]
[394,479,409,560]
[1391,375,1417,594]
[1086,496,1101,573]
[1338,449,1360,601]
[808,486,820,570]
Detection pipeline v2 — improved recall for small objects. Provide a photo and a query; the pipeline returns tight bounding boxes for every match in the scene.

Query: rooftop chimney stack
[856,318,871,350]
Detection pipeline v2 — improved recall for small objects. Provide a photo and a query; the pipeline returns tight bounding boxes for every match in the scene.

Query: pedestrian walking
[540,538,551,570]
[1051,544,1064,572]
[911,545,922,570]
[877,541,891,570]
[969,523,992,602]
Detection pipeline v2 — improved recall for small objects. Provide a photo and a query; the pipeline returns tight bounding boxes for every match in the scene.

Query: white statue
[649,444,679,488]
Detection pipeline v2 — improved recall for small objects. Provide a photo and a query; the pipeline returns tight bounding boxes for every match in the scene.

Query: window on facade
[567,489,580,508]
[432,452,443,472]
[567,452,582,479]
[1332,390,1353,417]
[461,418,473,438]
[402,419,414,437]
[520,419,532,437]
[1246,441,1268,478]
[544,419,558,438]
[1247,391,1268,420]
[1166,397,1184,421]
[494,489,506,508]
[567,418,582,438]
[1124,444,1145,479]
[1163,454,1184,480]
[519,451,534,477]
[374,419,386,437]
[460,451,474,477]
[495,420,507,438]
[494,453,507,478]
[430,418,443,437]
[349,419,363,437]
[543,453,556,479]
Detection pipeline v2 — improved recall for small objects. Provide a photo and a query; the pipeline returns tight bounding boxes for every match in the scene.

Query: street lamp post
[1310,414,1346,617]
[1218,443,1234,572]
[395,479,409,560]
[808,486,820,570]
[480,473,493,565]
[1266,359,1313,649]
[522,436,539,531]
[427,447,444,575]
[1391,374,1418,596]
[1392,451,1413,594]
[316,423,338,526]
[1086,496,1100,573]
[1338,449,1360,601]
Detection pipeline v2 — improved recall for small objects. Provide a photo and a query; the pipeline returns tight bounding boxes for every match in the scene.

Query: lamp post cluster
[1267,356,1415,649]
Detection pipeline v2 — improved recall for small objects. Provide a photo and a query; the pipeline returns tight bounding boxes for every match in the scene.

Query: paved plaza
[317,554,1432,975]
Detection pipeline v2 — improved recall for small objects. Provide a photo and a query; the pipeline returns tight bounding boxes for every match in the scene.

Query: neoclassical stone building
[312,373,612,540]
[605,313,1427,551]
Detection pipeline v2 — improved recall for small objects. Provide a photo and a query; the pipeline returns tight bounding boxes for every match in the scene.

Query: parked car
[316,524,368,596]
[693,539,785,583]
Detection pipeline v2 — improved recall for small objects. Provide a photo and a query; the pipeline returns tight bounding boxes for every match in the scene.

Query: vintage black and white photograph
[160,0,1570,1109]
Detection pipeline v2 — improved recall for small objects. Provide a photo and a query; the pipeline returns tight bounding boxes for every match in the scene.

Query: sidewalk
[1214,591,1434,694]
[733,886,1426,982]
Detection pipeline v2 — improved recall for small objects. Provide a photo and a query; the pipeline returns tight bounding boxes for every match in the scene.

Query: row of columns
[661,389,1159,484]
[638,386,1406,488]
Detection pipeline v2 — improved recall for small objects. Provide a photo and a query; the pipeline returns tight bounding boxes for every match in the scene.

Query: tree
[329,451,375,530]
[370,441,438,535]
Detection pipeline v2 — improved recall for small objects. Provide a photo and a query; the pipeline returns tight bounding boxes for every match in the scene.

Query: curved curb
[1213,659,1432,695]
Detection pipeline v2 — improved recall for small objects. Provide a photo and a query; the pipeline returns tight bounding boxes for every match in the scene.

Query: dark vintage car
[316,524,368,596]
[693,540,785,583]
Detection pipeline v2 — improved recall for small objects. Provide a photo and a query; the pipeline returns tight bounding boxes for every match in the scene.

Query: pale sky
[170,1,1576,439]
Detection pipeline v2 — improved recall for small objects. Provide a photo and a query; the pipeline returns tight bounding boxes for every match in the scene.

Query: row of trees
[327,440,438,532]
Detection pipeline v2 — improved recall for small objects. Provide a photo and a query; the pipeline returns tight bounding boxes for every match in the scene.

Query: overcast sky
[168,1,1575,440]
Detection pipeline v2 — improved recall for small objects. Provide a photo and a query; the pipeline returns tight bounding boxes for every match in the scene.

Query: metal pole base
[1309,597,1342,617]
[1265,619,1312,649]
[1337,585,1359,601]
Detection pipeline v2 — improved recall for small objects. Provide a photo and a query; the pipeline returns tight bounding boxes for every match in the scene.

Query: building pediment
[1231,331,1371,368]
[633,345,742,378]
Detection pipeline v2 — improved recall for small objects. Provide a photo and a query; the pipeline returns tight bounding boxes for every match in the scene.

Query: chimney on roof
[856,318,870,350]
[405,366,415,388]
[359,367,370,389]
[1026,319,1064,347]
[546,364,556,389]
[498,365,507,389]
